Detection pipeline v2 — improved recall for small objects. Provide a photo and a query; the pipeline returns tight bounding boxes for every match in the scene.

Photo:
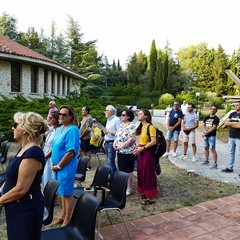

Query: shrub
[209,97,224,109]
[159,93,174,106]
[136,98,152,109]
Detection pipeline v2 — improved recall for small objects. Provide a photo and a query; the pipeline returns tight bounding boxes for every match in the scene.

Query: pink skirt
[137,146,158,198]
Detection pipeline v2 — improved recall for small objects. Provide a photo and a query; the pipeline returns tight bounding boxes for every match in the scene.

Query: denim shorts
[204,135,216,149]
[166,130,180,141]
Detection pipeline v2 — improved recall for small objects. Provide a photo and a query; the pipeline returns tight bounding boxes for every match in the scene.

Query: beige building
[0,35,87,99]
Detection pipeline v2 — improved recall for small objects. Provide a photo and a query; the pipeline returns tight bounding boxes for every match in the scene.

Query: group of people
[0,102,160,239]
[103,105,158,204]
[163,100,219,168]
[2,99,239,240]
[163,100,240,174]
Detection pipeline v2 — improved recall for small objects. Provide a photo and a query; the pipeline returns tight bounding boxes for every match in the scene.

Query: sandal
[53,218,64,225]
[140,194,146,200]
[140,199,155,205]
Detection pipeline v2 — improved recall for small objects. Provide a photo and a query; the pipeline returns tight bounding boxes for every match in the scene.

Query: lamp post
[195,92,200,116]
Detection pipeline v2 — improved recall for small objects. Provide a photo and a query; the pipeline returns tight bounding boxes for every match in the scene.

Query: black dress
[2,146,45,240]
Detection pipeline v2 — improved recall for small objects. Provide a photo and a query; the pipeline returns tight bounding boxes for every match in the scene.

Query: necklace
[122,122,130,128]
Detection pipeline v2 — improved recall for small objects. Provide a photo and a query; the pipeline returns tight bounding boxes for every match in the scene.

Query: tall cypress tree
[148,40,157,90]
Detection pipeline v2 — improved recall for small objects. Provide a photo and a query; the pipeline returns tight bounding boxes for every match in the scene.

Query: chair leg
[97,211,104,240]
[96,154,102,166]
[97,208,131,240]
[116,209,131,240]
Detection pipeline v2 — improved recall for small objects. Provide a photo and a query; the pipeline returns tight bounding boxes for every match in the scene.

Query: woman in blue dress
[0,112,48,240]
[51,105,80,227]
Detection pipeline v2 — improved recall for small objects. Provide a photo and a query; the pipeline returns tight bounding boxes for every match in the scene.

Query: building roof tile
[0,35,58,64]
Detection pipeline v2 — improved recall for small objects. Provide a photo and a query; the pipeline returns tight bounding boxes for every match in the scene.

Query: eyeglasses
[121,114,126,116]
[93,120,96,123]
[13,122,18,129]
[105,109,110,112]
[49,117,53,120]
[59,113,68,117]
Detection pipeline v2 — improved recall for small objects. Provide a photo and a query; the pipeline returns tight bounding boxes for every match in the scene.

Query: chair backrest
[91,164,111,188]
[0,141,11,164]
[102,171,129,209]
[98,137,105,153]
[0,140,7,155]
[69,193,100,240]
[76,156,90,182]
[43,179,60,225]
[0,132,4,146]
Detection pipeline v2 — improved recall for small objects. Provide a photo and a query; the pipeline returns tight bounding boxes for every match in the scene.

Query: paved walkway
[99,116,240,239]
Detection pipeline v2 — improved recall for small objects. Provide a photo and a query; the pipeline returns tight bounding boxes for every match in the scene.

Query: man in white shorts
[178,103,199,162]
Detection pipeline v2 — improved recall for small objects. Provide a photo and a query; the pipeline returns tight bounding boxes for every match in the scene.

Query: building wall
[0,61,11,94]
[0,60,81,99]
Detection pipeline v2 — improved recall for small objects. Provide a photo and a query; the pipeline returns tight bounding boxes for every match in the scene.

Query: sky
[2,0,240,67]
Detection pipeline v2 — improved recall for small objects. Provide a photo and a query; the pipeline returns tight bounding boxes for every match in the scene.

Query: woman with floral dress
[114,109,136,195]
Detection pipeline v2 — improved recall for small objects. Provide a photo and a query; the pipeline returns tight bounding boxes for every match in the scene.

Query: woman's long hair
[136,109,152,135]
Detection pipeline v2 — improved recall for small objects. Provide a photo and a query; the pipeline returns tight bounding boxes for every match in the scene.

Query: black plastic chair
[97,171,130,239]
[41,193,100,240]
[91,137,106,165]
[74,156,89,187]
[73,164,111,199]
[43,179,60,226]
[0,141,11,170]
[0,132,4,146]
[0,172,6,187]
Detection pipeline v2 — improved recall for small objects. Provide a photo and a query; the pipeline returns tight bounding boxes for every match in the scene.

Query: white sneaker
[192,156,197,162]
[178,154,187,160]
[172,152,177,157]
[162,152,169,158]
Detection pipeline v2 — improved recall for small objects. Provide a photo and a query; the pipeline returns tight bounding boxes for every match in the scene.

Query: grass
[0,123,237,239]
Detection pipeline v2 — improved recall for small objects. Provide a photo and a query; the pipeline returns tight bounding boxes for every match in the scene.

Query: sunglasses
[93,120,96,123]
[121,114,126,116]
[59,113,68,117]
[13,122,18,129]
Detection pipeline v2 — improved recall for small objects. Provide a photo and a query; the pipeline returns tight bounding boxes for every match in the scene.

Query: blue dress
[2,146,45,240]
[51,125,80,196]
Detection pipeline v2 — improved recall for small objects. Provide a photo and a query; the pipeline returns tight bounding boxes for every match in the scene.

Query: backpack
[147,125,166,175]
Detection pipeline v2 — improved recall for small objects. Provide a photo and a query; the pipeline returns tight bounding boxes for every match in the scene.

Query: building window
[11,62,21,92]
[62,76,66,95]
[57,73,60,95]
[31,66,38,93]
[44,69,48,94]
[51,72,55,94]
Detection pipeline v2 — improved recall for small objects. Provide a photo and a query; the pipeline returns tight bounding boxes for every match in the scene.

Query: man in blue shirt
[104,105,121,175]
[162,101,183,158]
